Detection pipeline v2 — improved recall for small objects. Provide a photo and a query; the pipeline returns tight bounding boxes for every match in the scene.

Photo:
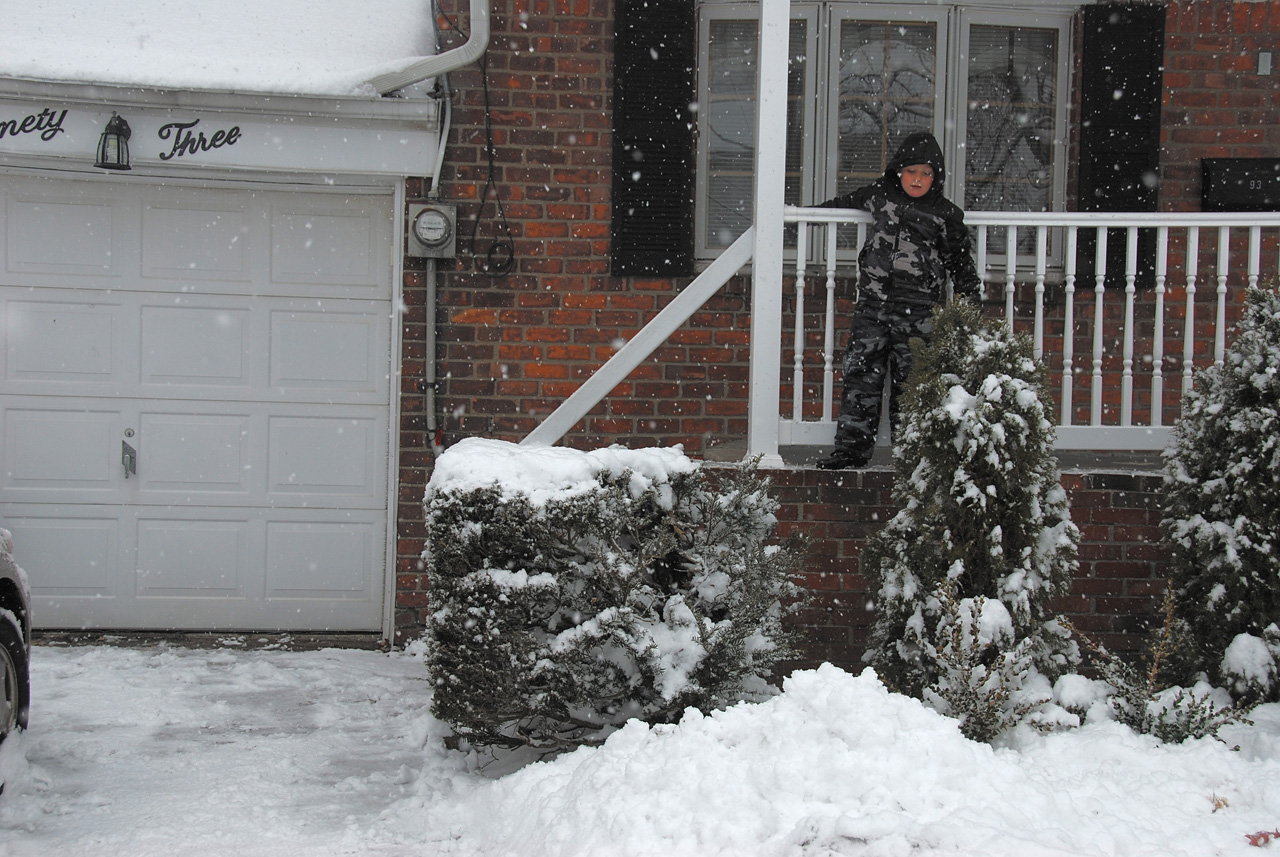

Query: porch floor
[704,442,1165,473]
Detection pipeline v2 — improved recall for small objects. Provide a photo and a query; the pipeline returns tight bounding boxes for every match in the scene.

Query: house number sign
[0,96,434,176]
[0,107,69,142]
[157,119,242,161]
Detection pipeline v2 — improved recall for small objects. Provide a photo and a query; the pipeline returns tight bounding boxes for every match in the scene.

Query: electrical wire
[433,0,515,277]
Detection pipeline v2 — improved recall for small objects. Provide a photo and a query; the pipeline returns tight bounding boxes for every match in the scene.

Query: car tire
[0,611,29,742]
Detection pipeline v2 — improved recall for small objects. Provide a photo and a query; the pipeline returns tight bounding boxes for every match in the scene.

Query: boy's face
[899,163,934,198]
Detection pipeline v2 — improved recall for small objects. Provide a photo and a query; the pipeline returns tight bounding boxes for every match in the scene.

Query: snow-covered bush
[1069,588,1253,743]
[1221,625,1280,703]
[422,439,805,753]
[919,581,1048,742]
[863,300,1079,739]
[1162,285,1280,702]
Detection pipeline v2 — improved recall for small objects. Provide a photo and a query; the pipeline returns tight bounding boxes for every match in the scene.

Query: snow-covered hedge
[862,300,1080,741]
[1162,285,1280,702]
[422,439,804,752]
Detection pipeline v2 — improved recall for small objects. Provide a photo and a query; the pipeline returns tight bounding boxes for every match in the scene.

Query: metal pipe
[423,77,451,445]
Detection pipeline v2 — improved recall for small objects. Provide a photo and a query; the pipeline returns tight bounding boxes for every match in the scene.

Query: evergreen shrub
[1162,285,1280,702]
[863,300,1080,740]
[1069,588,1253,743]
[423,442,804,753]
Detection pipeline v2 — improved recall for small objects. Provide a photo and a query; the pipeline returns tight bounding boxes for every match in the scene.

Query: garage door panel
[270,309,385,391]
[12,506,387,629]
[142,201,253,282]
[136,519,246,597]
[5,192,128,277]
[2,291,388,404]
[272,207,384,287]
[136,413,250,493]
[3,407,120,492]
[4,513,116,597]
[268,415,383,499]
[266,521,374,598]
[141,304,252,385]
[6,299,122,383]
[3,178,392,300]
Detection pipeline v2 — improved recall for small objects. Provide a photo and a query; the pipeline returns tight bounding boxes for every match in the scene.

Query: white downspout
[373,0,475,448]
[367,0,491,94]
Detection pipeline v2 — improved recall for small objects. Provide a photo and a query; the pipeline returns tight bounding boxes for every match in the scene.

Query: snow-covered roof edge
[0,75,442,123]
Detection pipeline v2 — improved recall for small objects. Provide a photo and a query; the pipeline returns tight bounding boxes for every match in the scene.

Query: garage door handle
[122,441,137,479]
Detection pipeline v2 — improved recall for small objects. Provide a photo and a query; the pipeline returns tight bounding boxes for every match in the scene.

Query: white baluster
[823,223,839,422]
[1033,225,1046,360]
[977,224,988,297]
[1151,226,1168,427]
[1061,227,1077,427]
[1182,226,1199,397]
[1216,226,1229,368]
[1121,227,1137,426]
[1091,227,1108,426]
[1005,225,1017,330]
[1248,225,1261,289]
[792,220,808,421]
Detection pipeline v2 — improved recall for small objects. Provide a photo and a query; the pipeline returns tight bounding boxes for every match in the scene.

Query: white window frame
[694,0,1077,265]
[696,3,820,255]
[950,8,1073,219]
[820,4,950,205]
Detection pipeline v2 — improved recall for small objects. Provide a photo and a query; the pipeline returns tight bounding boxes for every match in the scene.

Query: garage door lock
[122,441,137,479]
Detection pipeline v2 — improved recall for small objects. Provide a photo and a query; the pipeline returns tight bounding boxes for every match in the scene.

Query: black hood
[884,131,946,200]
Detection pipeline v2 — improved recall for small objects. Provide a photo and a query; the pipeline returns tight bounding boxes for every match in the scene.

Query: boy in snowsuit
[815,131,982,470]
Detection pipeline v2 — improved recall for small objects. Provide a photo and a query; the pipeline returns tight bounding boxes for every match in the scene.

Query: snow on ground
[0,0,434,96]
[2,644,1280,857]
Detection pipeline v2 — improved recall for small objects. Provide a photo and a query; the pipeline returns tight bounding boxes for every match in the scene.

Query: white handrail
[521,227,756,448]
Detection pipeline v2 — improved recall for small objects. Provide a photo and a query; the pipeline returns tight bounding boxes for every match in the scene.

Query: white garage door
[0,174,394,631]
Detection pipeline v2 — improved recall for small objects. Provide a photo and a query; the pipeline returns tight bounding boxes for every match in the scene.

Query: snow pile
[0,0,435,96]
[4,645,1280,856]
[428,437,698,507]
[385,663,1280,857]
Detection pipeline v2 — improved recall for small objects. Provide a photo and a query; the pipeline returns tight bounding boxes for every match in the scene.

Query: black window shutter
[1077,3,1165,286]
[611,0,696,277]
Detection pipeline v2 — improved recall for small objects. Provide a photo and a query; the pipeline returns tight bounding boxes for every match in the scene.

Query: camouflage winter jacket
[820,132,981,309]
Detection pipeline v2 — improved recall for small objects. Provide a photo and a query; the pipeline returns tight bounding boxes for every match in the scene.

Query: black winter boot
[814,448,871,470]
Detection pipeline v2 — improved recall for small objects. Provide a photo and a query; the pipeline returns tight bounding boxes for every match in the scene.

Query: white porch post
[746,0,790,467]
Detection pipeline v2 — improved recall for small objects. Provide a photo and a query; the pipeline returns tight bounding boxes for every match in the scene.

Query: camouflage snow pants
[832,304,935,456]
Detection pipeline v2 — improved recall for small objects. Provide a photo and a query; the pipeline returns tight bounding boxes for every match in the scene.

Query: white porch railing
[523,208,1280,461]
[781,208,1280,452]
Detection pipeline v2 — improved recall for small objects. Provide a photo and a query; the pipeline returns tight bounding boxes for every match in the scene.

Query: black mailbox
[1202,158,1280,212]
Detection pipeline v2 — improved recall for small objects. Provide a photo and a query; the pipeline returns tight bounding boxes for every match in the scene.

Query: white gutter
[367,0,491,95]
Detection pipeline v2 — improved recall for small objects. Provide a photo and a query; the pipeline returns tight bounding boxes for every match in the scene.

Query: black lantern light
[95,112,132,171]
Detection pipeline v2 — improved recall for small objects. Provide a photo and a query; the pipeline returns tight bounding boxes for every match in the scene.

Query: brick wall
[768,467,1172,673]
[422,0,751,458]
[394,0,1263,640]
[1161,0,1280,211]
[395,0,753,636]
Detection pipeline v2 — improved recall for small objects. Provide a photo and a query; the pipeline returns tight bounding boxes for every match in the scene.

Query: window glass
[704,18,808,249]
[694,3,1072,263]
[834,20,937,197]
[965,26,1058,209]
